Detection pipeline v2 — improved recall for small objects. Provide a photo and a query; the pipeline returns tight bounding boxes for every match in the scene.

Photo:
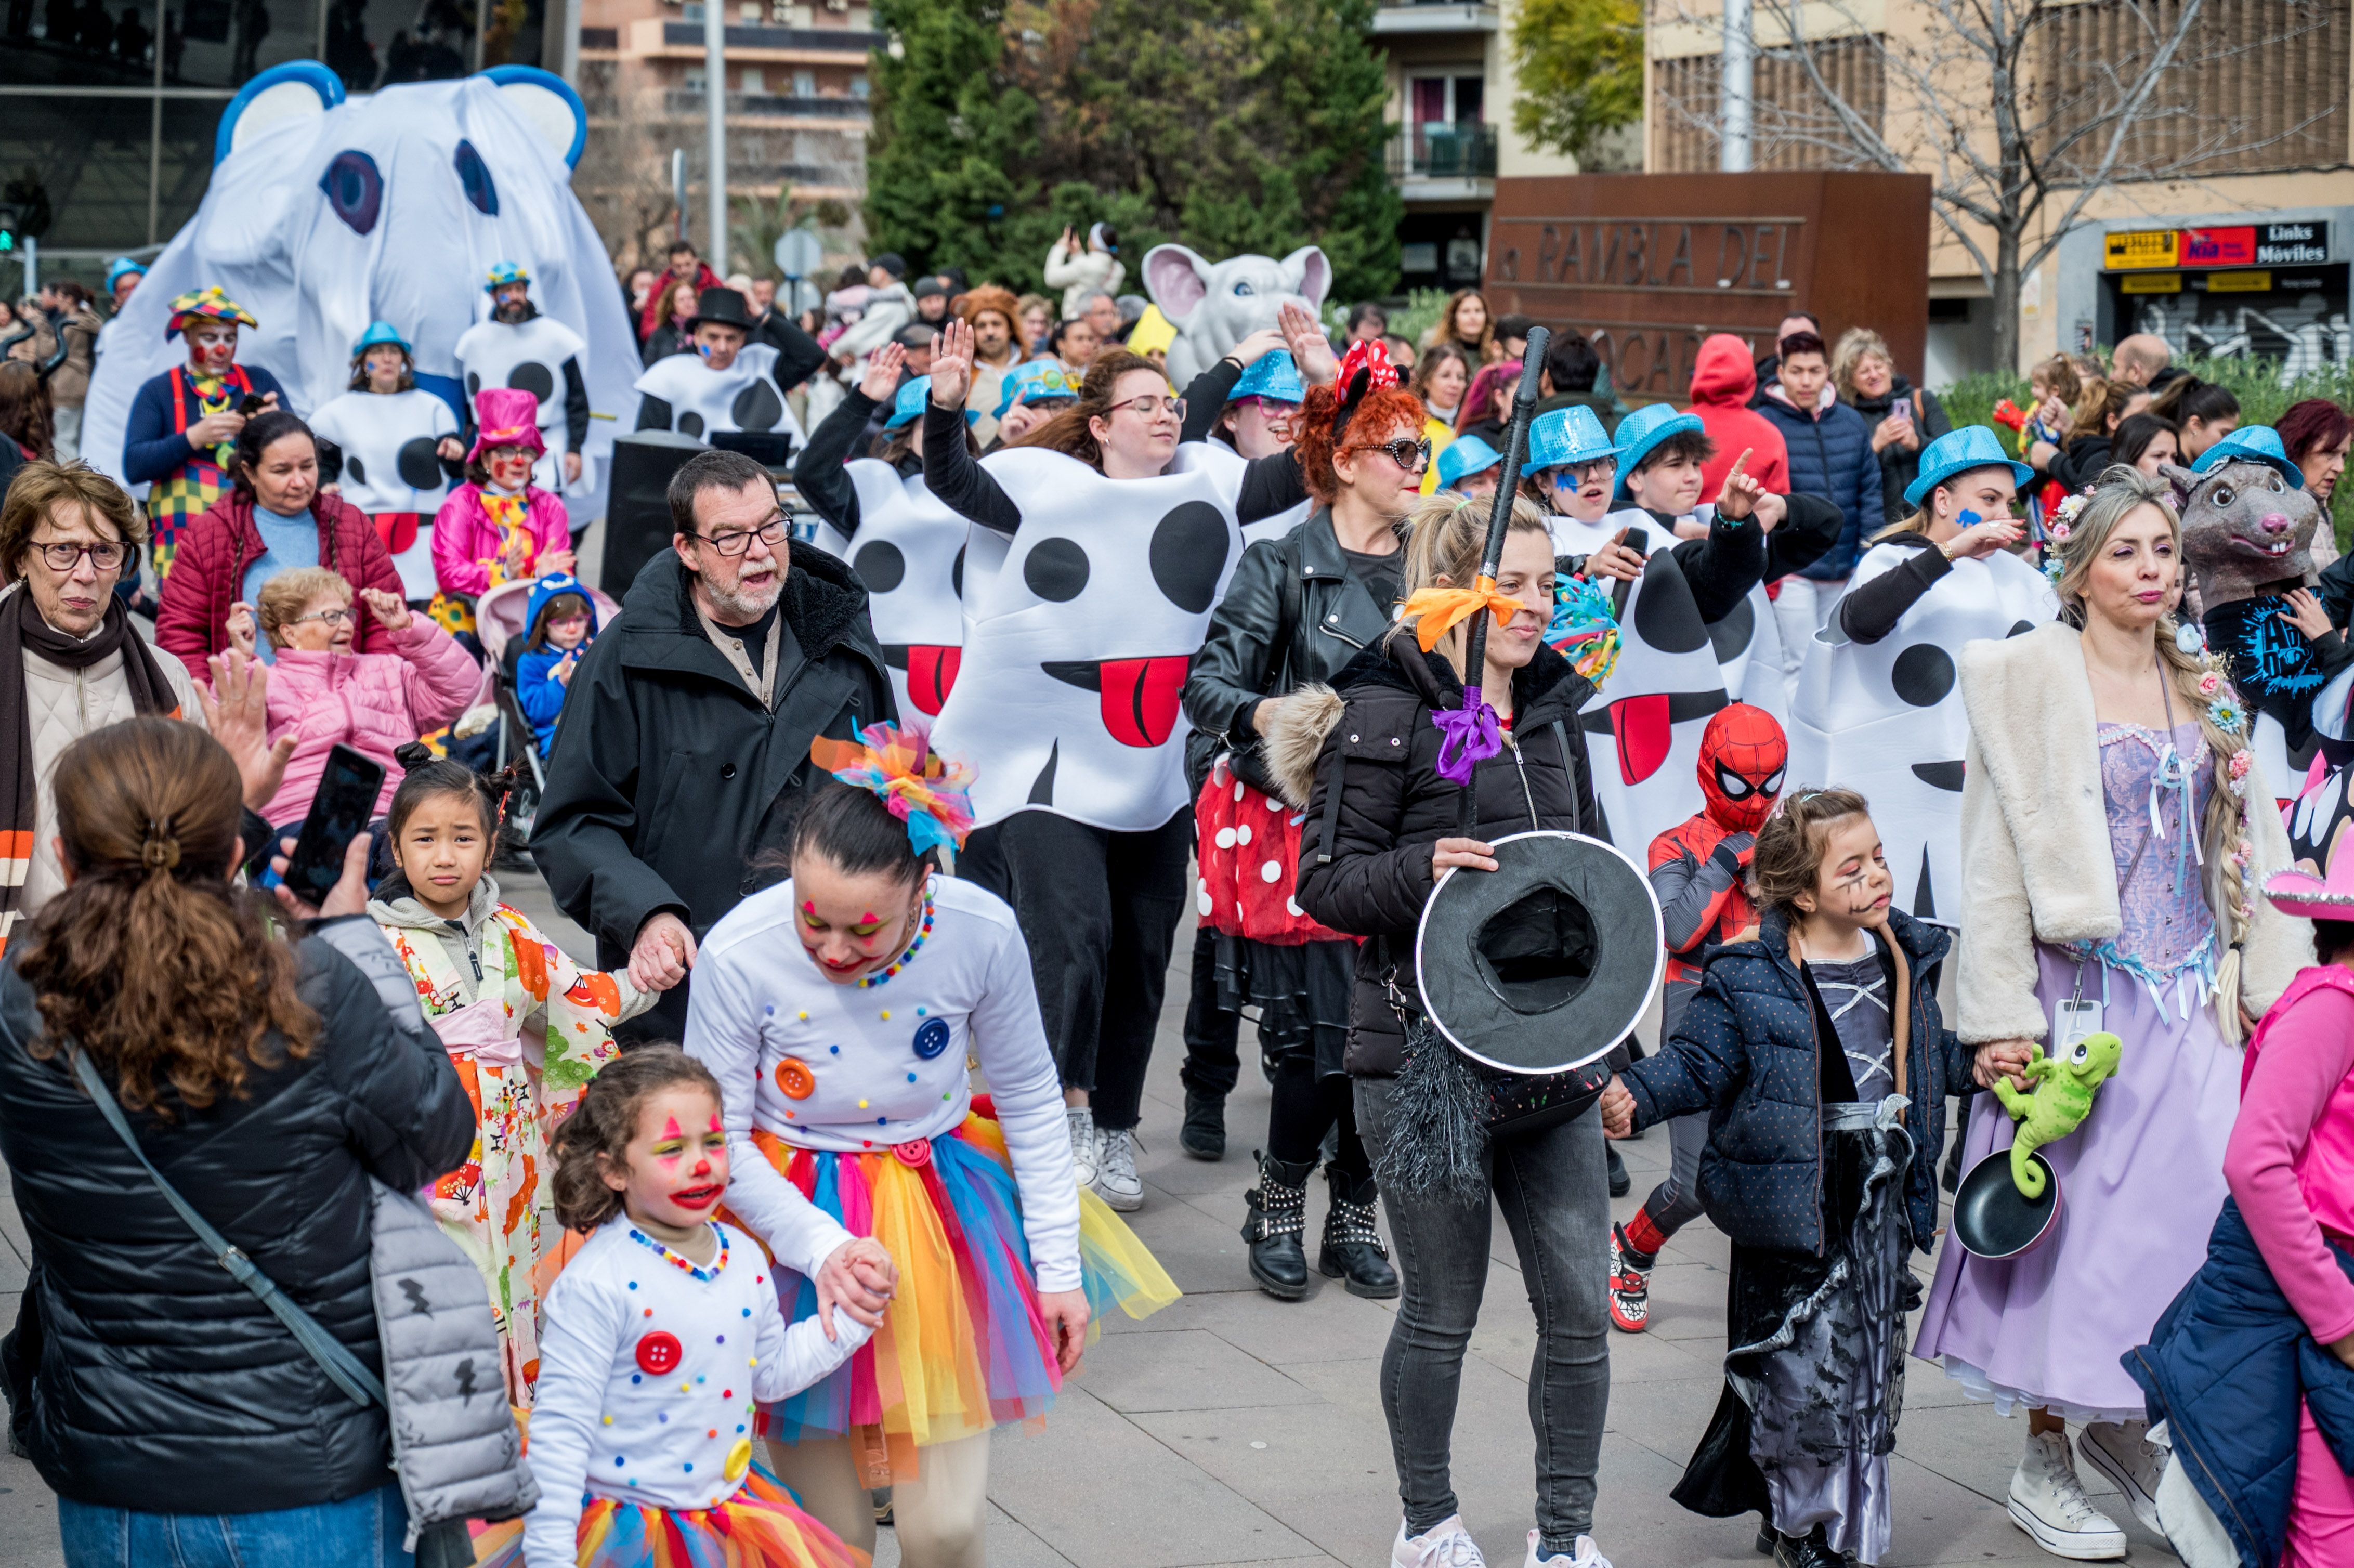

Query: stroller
[449,576,622,858]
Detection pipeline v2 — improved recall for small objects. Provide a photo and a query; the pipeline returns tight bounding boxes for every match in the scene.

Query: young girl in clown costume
[685,725,1178,1568]
[368,757,673,1405]
[429,386,577,643]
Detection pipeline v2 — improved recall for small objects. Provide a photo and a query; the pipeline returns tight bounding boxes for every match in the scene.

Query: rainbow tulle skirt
[750,1113,1176,1469]
[470,1464,865,1568]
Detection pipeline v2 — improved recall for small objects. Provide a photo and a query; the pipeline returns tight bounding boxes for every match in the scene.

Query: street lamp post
[1720,0,1754,172]
[705,0,727,272]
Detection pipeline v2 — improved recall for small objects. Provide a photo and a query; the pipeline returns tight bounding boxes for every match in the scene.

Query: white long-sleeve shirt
[521,1218,871,1567]
[683,874,1083,1292]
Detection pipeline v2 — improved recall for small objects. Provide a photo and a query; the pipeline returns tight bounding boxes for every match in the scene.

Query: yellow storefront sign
[2207,270,2273,293]
[2105,229,2179,270]
[2121,273,2183,294]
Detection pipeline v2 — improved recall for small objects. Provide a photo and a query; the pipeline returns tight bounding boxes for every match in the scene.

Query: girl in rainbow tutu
[684,724,1179,1568]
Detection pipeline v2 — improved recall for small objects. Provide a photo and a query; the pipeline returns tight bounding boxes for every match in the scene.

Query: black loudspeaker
[602,433,704,594]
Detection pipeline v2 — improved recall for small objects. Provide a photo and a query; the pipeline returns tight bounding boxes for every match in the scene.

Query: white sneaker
[1523,1528,1613,1568]
[1392,1516,1486,1568]
[2008,1428,2128,1560]
[1094,1126,1144,1211]
[2077,1419,2165,1536]
[1067,1106,1098,1190]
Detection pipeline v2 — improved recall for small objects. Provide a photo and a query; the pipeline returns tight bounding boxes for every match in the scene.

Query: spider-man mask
[1698,702,1787,834]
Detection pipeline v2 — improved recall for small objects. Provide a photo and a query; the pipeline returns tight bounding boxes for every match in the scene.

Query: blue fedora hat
[2190,424,2307,489]
[1436,434,1503,492]
[888,375,979,430]
[993,359,1079,421]
[1610,403,1705,501]
[1231,351,1304,406]
[1527,404,1618,475]
[350,319,413,358]
[1903,424,2036,509]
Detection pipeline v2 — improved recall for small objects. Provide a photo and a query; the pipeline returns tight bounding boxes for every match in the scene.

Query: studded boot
[1241,1152,1314,1300]
[1317,1166,1399,1299]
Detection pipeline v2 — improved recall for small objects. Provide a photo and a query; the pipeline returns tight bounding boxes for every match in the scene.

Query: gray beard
[701,567,783,623]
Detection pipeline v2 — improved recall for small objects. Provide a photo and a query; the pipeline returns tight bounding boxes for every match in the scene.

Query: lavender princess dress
[1916,720,2244,1422]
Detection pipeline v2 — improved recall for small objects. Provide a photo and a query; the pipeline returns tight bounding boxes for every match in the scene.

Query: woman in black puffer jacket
[0,720,473,1565]
[1271,493,1617,1568]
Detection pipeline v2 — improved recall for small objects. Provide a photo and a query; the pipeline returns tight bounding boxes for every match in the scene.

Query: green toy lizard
[1992,1031,2123,1199]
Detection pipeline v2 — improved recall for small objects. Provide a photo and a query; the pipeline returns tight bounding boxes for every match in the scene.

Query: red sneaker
[1608,1222,1654,1333]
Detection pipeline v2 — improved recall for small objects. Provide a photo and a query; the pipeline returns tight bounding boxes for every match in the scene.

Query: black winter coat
[1620,906,1967,1256]
[0,920,474,1512]
[1847,377,1952,528]
[1182,509,1398,797]
[1756,391,1885,580]
[533,545,895,1038]
[1294,630,1603,1077]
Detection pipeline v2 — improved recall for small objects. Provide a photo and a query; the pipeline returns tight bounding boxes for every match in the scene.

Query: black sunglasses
[1371,436,1432,472]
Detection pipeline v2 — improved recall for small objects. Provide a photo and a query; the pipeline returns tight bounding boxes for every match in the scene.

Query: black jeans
[962,808,1191,1132]
[1179,925,1242,1101]
[1354,1077,1612,1554]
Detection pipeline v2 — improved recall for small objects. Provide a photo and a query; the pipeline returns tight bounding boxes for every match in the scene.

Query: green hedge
[1938,358,2354,550]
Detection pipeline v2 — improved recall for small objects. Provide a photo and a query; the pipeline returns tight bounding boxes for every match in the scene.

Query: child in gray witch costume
[1601,788,1968,1568]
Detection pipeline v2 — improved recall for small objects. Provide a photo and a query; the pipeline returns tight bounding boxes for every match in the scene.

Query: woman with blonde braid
[1915,466,2307,1562]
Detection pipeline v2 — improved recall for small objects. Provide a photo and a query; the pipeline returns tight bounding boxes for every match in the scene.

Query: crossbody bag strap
[70,1049,386,1410]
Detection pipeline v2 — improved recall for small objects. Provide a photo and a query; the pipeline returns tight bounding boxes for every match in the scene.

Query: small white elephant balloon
[1144,244,1333,388]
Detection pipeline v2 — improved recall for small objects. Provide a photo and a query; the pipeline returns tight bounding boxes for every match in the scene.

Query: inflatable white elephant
[82,61,635,522]
[1143,244,1332,388]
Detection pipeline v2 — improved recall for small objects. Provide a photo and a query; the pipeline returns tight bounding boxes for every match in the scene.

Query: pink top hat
[2264,852,2354,922]
[469,387,547,464]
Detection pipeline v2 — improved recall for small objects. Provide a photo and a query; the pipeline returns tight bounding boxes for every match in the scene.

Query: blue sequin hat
[1527,404,1618,475]
[2190,424,2308,490]
[890,375,980,430]
[993,359,1079,420]
[1231,351,1305,406]
[1609,402,1705,501]
[349,319,412,358]
[1436,434,1503,492]
[1903,424,2036,509]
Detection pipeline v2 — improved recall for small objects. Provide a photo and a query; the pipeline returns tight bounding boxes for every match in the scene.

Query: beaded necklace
[856,885,936,989]
[625,1222,728,1283]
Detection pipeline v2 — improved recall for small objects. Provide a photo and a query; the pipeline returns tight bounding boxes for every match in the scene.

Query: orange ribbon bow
[1400,577,1524,652]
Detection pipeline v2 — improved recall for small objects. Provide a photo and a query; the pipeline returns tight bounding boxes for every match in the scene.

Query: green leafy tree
[1510,0,1644,163]
[865,0,1400,303]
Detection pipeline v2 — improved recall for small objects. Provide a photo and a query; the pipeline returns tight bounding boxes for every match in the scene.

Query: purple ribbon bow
[1432,690,1503,785]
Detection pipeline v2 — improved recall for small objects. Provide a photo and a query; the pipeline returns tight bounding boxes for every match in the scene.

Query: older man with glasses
[532,447,896,1043]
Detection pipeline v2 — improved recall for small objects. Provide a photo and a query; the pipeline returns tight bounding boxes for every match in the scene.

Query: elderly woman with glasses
[227,564,478,835]
[909,315,1344,1214]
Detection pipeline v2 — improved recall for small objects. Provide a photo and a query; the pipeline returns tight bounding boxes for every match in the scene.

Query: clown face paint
[1576,548,1730,853]
[306,386,457,597]
[929,445,1240,830]
[632,341,808,446]
[455,311,590,494]
[814,462,972,717]
[1787,539,2055,919]
[610,1085,730,1243]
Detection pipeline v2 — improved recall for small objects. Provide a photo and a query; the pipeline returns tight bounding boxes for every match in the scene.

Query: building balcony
[1370,1,1497,33]
[1388,123,1496,202]
[661,90,871,120]
[660,21,878,50]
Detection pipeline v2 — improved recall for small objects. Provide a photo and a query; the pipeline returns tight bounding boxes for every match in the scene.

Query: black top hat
[686,287,756,332]
[1416,831,1662,1074]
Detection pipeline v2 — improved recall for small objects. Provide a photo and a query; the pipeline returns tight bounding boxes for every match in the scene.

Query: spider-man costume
[1647,703,1787,986]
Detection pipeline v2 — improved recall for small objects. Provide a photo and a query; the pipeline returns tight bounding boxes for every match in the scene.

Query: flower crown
[808,723,977,863]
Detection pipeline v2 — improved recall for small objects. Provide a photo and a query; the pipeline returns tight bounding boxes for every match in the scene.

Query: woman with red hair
[1178,332,1429,1300]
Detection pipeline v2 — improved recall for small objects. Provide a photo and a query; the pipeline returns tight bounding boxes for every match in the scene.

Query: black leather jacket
[1182,508,1398,797]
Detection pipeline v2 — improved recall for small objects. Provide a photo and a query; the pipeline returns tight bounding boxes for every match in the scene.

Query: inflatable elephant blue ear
[214,60,345,165]
[483,66,590,171]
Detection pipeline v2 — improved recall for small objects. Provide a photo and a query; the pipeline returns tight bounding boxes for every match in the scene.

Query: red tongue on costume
[1611,695,1672,785]
[1100,656,1188,748]
[888,645,961,716]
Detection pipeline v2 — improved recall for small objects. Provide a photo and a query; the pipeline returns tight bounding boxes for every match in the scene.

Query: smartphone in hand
[279,743,385,906]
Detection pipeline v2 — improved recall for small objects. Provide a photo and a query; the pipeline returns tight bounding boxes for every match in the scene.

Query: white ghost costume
[81,66,635,526]
[1575,548,1732,852]
[813,462,973,720]
[455,311,589,494]
[1788,539,2056,920]
[1180,436,1312,547]
[306,386,459,599]
[632,344,808,448]
[929,446,1241,832]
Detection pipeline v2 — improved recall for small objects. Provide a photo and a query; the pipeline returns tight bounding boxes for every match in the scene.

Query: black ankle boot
[1317,1167,1398,1299]
[1180,1090,1226,1161]
[1770,1525,1843,1568]
[1241,1152,1314,1300]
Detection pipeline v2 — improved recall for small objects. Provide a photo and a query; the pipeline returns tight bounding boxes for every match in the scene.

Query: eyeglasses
[30,539,128,573]
[692,514,791,558]
[1548,458,1618,487]
[1112,394,1186,422]
[1236,396,1297,425]
[1371,437,1433,473]
[291,607,356,628]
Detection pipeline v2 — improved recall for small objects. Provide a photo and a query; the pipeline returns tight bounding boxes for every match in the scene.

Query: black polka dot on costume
[679,411,705,438]
[347,454,368,484]
[1148,502,1228,612]
[855,540,906,593]
[396,436,442,490]
[507,361,555,402]
[733,380,784,432]
[1891,643,1956,708]
[1023,537,1090,603]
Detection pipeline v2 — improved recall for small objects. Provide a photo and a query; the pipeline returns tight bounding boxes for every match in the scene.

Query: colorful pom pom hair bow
[809,723,978,868]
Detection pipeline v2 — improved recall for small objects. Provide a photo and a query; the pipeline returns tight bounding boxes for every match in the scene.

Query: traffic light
[0,204,19,255]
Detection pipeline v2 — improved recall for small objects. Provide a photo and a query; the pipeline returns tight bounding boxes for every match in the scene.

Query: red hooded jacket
[638,262,725,341]
[1689,334,1791,500]
[156,489,409,681]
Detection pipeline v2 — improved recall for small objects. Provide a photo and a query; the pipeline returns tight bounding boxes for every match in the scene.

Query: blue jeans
[58,1481,413,1568]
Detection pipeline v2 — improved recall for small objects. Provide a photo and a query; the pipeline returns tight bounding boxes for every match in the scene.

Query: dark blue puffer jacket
[2126,1199,2354,1568]
[1757,389,1884,580]
[1620,906,1966,1256]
